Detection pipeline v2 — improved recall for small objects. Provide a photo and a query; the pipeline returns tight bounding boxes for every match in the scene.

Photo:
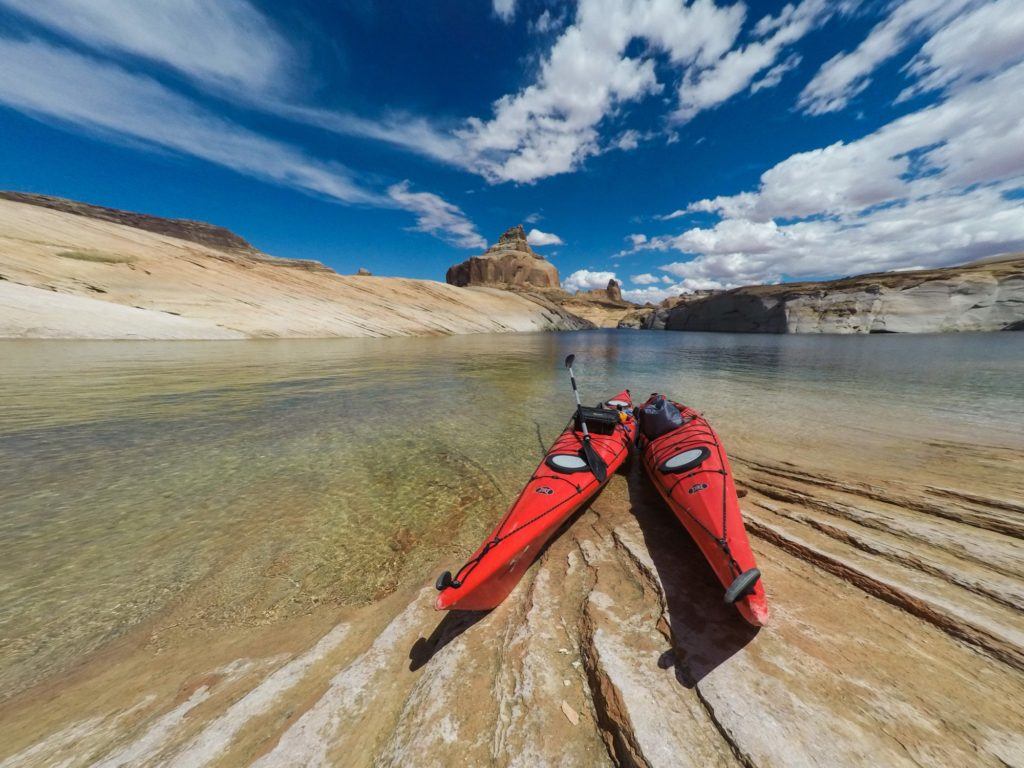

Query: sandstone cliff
[656,258,1024,333]
[445,224,560,290]
[561,279,635,328]
[0,196,590,339]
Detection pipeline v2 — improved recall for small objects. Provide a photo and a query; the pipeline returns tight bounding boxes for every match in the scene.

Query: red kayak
[436,390,636,611]
[637,395,769,626]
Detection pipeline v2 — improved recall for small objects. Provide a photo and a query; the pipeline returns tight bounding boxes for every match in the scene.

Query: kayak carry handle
[724,568,761,604]
[435,571,455,591]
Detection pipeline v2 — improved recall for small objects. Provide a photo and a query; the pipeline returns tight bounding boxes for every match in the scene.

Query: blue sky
[0,0,1022,301]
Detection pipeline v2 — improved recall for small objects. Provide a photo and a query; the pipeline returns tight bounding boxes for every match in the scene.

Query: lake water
[1,330,1022,699]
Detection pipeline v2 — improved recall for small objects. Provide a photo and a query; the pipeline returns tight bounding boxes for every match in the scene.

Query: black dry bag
[640,395,684,440]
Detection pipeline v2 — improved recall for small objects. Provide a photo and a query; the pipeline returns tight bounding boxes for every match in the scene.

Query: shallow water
[1,330,1022,699]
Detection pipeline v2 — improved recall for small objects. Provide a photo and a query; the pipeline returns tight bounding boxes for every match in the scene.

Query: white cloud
[798,0,977,115]
[563,269,617,293]
[674,0,830,122]
[0,0,472,172]
[524,212,543,224]
[493,0,516,23]
[0,36,484,248]
[631,273,660,285]
[0,37,373,204]
[628,233,648,246]
[457,0,746,183]
[531,9,565,34]
[387,182,486,249]
[642,55,1024,286]
[750,53,802,93]
[613,130,642,151]
[0,0,293,95]
[526,228,564,246]
[898,0,1024,101]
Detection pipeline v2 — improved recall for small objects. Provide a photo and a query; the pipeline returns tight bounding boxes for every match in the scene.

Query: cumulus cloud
[798,0,977,115]
[563,269,618,293]
[630,273,661,285]
[642,53,1024,286]
[628,233,648,247]
[457,0,746,183]
[674,0,831,123]
[526,228,564,246]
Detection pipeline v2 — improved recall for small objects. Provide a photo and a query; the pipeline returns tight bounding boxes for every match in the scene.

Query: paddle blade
[581,438,608,482]
[564,353,575,369]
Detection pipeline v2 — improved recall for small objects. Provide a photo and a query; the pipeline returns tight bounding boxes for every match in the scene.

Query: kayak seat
[575,406,620,436]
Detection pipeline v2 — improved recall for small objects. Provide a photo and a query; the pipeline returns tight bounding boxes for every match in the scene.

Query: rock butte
[0,195,591,340]
[446,224,561,290]
[445,224,637,328]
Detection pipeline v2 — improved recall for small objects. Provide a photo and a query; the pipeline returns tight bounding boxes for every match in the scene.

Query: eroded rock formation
[663,257,1024,333]
[446,225,560,290]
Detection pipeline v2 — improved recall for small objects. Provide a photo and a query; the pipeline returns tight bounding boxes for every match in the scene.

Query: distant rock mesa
[619,258,1024,333]
[446,225,560,290]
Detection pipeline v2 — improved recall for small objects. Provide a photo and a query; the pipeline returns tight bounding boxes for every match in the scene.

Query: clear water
[1,330,1022,698]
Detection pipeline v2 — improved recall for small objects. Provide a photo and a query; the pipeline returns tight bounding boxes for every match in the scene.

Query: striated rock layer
[0,198,591,339]
[446,225,560,290]
[3,436,1022,767]
[663,256,1024,333]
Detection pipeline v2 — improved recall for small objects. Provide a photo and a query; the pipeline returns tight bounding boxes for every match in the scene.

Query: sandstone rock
[357,268,373,276]
[664,256,1024,333]
[606,279,622,302]
[0,198,592,339]
[0,191,255,252]
[445,225,560,290]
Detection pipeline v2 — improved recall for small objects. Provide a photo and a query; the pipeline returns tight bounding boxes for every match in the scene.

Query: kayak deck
[638,396,769,626]
[436,391,635,611]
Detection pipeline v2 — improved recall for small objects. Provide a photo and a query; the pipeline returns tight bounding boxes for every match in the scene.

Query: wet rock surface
[3,444,1022,767]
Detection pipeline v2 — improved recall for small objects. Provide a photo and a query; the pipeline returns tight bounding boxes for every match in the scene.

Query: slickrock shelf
[3,444,1021,767]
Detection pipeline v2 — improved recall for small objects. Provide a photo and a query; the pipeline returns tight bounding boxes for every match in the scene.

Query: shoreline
[2,418,1022,766]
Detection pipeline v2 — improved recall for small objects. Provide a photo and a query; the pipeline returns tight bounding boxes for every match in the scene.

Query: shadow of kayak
[625,464,760,686]
[407,481,615,672]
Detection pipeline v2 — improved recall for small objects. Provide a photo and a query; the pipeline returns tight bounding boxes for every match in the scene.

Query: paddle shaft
[566,363,591,441]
